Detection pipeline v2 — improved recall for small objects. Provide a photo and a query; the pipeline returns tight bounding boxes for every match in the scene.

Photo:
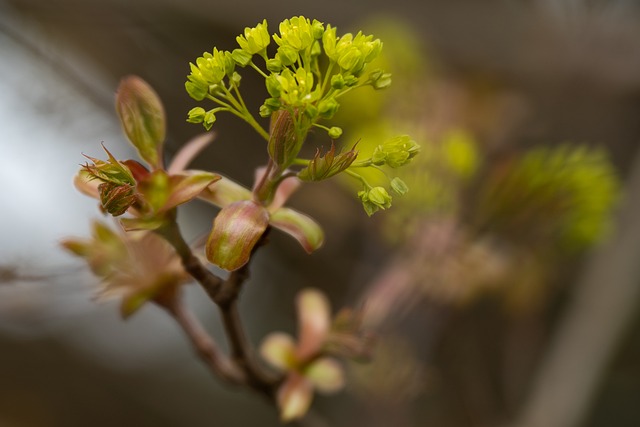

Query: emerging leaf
[260,332,297,370]
[298,142,358,181]
[137,170,220,214]
[304,358,345,394]
[206,200,270,271]
[199,176,253,208]
[296,289,331,360]
[269,208,324,253]
[277,374,314,422]
[115,76,166,169]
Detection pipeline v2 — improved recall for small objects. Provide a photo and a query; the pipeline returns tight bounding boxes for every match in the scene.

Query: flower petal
[296,288,331,360]
[277,374,314,423]
[270,207,324,253]
[260,332,297,371]
[305,357,345,394]
[206,200,269,271]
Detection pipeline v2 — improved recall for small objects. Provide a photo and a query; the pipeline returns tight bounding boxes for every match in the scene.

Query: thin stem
[220,85,245,112]
[205,94,235,111]
[345,168,372,189]
[291,158,310,166]
[320,61,335,96]
[165,299,245,385]
[250,61,269,79]
[231,81,249,112]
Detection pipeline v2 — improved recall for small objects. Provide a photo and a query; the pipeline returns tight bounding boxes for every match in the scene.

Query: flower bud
[231,48,252,67]
[372,135,420,167]
[390,177,409,195]
[186,107,206,124]
[311,19,325,39]
[322,25,338,60]
[330,74,345,89]
[369,69,392,90]
[337,46,363,72]
[236,19,270,55]
[266,58,283,73]
[277,45,298,66]
[203,110,217,131]
[275,16,315,51]
[231,71,242,86]
[98,182,137,216]
[317,97,339,119]
[328,127,342,139]
[268,109,299,168]
[357,186,392,216]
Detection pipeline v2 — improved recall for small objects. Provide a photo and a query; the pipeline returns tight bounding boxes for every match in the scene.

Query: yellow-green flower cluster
[185,48,235,101]
[184,16,418,215]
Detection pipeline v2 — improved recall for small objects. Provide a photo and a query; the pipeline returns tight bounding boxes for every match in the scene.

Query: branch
[157,220,223,301]
[164,298,246,385]
[216,232,282,396]
[158,220,280,398]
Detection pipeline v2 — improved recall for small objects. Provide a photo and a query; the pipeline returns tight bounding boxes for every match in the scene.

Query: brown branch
[164,298,246,385]
[158,220,280,398]
[157,220,223,300]
[215,231,281,396]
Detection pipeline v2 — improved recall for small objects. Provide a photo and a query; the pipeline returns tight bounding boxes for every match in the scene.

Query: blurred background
[1,0,640,426]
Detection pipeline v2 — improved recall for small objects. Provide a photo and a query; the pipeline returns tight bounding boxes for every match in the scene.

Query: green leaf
[115,76,166,169]
[206,200,270,271]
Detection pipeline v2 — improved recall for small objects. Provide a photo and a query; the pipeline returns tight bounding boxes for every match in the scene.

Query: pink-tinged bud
[206,200,270,271]
[298,143,358,181]
[268,109,298,169]
[115,75,166,169]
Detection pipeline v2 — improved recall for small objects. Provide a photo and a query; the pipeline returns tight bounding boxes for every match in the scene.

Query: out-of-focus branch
[164,299,245,385]
[158,220,279,398]
[509,148,640,427]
